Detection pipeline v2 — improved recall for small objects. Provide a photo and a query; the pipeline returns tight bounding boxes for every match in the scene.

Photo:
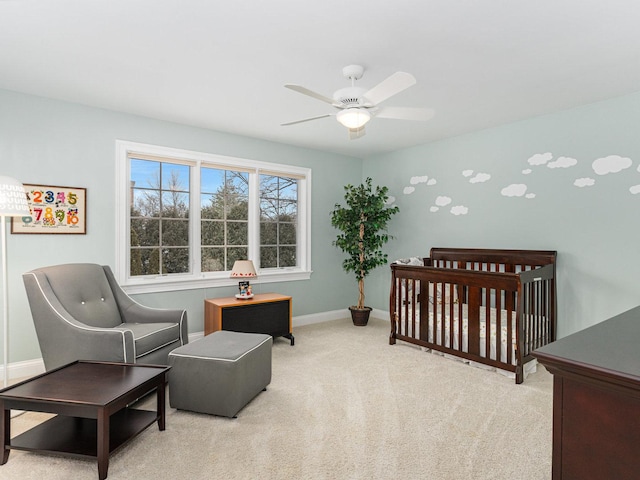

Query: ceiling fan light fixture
[336,108,371,129]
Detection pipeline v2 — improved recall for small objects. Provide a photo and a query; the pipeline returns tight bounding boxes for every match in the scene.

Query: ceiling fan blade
[348,126,366,140]
[284,84,336,105]
[281,114,332,126]
[375,106,435,121]
[364,72,417,105]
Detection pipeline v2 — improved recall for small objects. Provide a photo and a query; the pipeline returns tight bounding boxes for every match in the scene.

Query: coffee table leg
[0,401,9,464]
[157,381,166,431]
[97,409,109,480]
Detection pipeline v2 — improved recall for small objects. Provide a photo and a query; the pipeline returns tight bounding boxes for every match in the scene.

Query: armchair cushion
[114,322,183,359]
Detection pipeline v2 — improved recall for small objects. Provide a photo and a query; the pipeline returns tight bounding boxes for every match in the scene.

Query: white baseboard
[4,309,392,380]
[1,358,45,384]
[294,308,389,326]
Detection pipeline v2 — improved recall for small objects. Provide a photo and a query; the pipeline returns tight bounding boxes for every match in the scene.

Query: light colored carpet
[2,317,553,480]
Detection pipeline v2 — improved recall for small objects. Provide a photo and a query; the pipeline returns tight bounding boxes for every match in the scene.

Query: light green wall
[0,89,361,363]
[364,91,640,337]
[3,88,639,364]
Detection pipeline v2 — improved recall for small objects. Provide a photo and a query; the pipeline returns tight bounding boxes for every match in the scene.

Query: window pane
[161,163,190,192]
[279,200,297,220]
[162,248,190,274]
[260,222,277,244]
[131,159,160,189]
[201,220,224,245]
[260,199,277,221]
[227,222,248,245]
[131,188,160,217]
[229,172,249,195]
[228,247,248,268]
[161,192,189,218]
[131,248,160,276]
[162,219,189,246]
[227,196,248,220]
[131,218,159,246]
[201,168,224,194]
[279,180,297,200]
[260,247,277,268]
[201,193,223,219]
[201,247,224,272]
[279,246,297,267]
[279,223,296,244]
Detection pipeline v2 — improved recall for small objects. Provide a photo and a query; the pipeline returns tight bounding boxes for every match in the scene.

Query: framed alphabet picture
[11,184,87,234]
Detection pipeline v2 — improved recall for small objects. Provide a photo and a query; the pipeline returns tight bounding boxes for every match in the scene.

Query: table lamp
[0,176,30,388]
[230,260,257,298]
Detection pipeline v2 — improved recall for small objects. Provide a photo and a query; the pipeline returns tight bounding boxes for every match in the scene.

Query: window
[260,174,298,268]
[116,141,311,293]
[200,167,249,272]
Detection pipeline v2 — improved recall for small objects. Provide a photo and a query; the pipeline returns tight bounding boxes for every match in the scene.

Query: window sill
[122,269,312,295]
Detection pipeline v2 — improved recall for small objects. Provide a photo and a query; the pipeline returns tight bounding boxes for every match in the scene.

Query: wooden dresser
[533,305,640,480]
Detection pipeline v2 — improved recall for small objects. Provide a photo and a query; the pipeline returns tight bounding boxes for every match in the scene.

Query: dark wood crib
[389,248,557,384]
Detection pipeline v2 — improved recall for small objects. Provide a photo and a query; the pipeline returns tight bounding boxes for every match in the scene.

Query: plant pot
[349,306,372,326]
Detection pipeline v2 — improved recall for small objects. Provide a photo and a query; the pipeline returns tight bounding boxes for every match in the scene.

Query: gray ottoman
[168,330,272,417]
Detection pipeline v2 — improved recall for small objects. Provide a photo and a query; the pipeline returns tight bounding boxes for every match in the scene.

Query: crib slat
[496,289,503,362]
[467,286,481,356]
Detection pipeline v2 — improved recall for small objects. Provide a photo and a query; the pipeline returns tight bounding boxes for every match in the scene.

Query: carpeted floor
[2,317,553,480]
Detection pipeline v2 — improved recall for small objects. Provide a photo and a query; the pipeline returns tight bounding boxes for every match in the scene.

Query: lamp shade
[336,108,371,129]
[0,176,29,217]
[230,260,257,278]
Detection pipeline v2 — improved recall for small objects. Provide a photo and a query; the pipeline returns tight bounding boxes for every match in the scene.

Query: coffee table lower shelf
[9,408,157,459]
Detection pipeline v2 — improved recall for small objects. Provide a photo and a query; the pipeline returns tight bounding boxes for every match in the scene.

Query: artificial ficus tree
[330,177,399,309]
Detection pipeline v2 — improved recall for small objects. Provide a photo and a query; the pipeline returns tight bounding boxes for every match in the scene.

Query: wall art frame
[11,184,87,234]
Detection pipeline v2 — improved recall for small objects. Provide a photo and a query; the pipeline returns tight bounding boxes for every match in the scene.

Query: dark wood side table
[0,360,170,480]
[204,292,294,345]
[533,305,640,480]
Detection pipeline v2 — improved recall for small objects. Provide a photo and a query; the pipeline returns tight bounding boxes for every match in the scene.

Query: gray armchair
[23,263,188,370]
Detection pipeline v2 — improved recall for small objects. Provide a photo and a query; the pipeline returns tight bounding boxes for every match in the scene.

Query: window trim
[115,140,312,294]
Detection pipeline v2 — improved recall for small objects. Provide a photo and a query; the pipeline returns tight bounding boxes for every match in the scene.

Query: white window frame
[115,140,312,294]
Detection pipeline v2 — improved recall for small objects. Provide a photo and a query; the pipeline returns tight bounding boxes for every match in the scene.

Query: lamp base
[238,280,252,297]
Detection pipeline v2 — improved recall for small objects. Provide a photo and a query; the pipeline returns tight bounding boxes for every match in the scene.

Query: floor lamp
[0,176,30,389]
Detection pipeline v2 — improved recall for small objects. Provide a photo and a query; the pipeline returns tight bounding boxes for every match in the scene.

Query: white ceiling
[1,0,639,159]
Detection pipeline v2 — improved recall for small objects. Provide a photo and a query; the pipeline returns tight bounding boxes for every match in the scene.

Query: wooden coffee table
[0,360,170,480]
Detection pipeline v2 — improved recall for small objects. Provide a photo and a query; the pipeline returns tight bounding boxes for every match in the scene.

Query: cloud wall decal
[450,206,469,215]
[574,178,595,188]
[410,175,429,185]
[501,184,528,197]
[528,153,553,166]
[630,185,640,195]
[469,173,491,183]
[435,196,452,206]
[462,170,473,177]
[548,156,578,169]
[592,155,632,175]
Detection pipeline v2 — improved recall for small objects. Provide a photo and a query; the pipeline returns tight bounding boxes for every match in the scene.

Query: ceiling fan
[282,65,434,140]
